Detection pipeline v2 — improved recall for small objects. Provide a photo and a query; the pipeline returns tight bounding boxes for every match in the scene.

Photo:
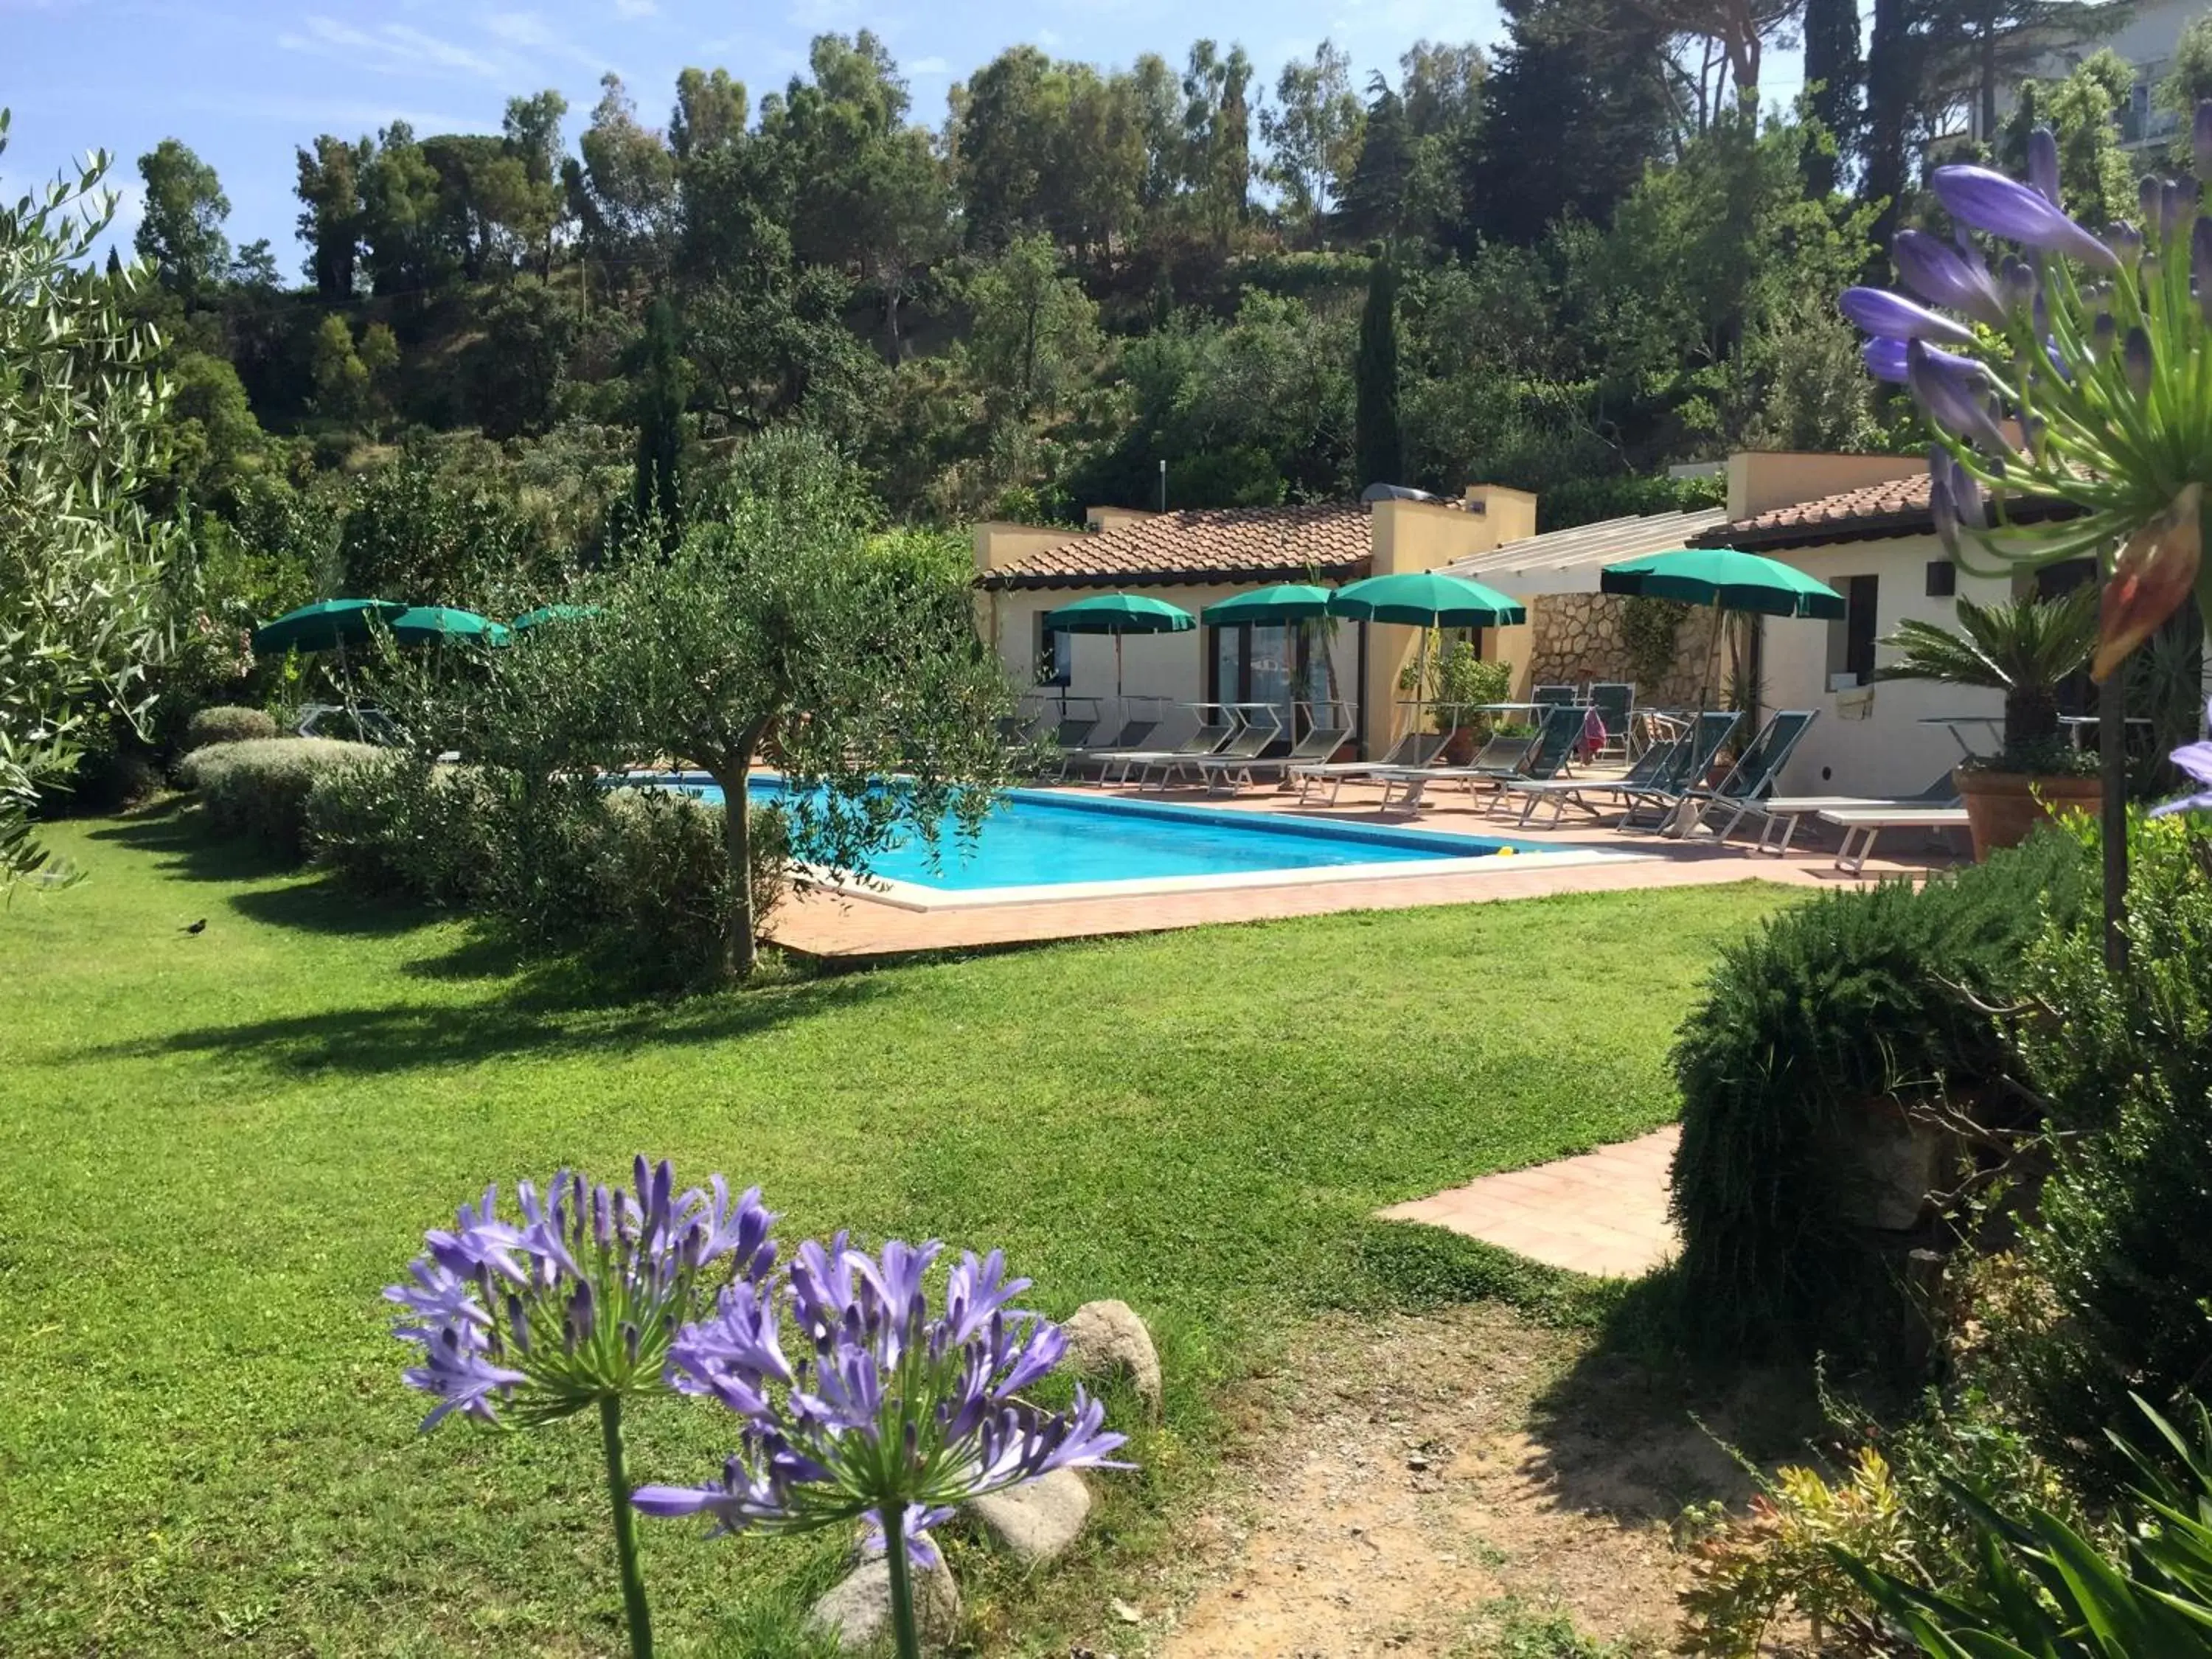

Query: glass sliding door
[1208,622,1324,744]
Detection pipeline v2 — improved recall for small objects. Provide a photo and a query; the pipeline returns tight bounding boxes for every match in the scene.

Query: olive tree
[460,432,1018,978]
[1,115,179,889]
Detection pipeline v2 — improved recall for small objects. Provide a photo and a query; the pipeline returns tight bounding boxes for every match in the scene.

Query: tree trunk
[708,729,766,981]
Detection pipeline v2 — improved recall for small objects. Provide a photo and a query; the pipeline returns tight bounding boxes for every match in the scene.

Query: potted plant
[1413,639,1512,762]
[1875,587,2100,857]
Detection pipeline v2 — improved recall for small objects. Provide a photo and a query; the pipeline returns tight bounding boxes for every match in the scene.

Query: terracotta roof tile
[1692,470,2077,550]
[975,504,1374,590]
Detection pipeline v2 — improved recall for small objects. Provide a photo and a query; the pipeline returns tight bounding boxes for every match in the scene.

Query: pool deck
[765,773,1963,960]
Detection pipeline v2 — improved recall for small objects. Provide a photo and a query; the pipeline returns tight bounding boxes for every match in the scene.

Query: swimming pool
[616,773,1618,908]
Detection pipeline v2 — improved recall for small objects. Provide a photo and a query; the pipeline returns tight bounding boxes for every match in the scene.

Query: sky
[6,0,1805,268]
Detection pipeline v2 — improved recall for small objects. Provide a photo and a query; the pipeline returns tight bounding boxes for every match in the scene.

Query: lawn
[0,805,1786,1656]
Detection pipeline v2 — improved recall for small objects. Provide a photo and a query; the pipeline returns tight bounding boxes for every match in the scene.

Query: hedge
[176,738,384,860]
[182,705,278,748]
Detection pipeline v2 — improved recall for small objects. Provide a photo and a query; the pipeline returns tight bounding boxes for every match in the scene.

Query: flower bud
[2095,483,2204,681]
[2160,178,2192,244]
[2107,222,2143,266]
[2124,326,2154,397]
[1927,451,1959,557]
[2028,127,2060,206]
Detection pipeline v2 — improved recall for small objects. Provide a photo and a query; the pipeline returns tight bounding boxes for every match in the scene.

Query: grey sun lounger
[1194,720,1354,793]
[1742,774,1964,855]
[1152,711,1279,790]
[1377,703,1586,814]
[1105,714,1239,786]
[1055,717,1161,779]
[1498,726,1685,828]
[1669,711,1818,840]
[1614,711,1742,831]
[1290,731,1448,807]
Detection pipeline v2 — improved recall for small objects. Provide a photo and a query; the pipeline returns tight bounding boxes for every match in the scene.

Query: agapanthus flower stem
[882,1500,924,1659]
[599,1395,656,1659]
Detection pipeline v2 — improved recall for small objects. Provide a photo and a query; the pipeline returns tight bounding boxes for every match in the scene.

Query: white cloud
[908,54,947,74]
[613,0,658,15]
[484,10,613,74]
[1035,27,1062,47]
[278,14,510,81]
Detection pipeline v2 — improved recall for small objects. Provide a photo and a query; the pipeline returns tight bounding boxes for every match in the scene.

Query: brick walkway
[766,778,1956,960]
[1377,1127,1682,1279]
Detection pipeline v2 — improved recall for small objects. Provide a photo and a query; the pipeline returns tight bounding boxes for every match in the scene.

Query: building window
[1926,560,1956,597]
[1825,574,1879,689]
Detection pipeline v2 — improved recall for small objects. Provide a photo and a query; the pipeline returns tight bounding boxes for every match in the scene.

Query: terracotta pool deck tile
[1377,1126,1682,1280]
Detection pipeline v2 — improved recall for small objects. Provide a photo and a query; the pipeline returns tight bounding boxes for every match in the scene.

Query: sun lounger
[1613,711,1742,831]
[1194,720,1354,793]
[1669,712,1818,839]
[1105,713,1239,785]
[1498,728,1684,828]
[1055,717,1161,779]
[1150,710,1279,789]
[1377,703,1586,814]
[1587,683,1635,761]
[1819,807,1972,874]
[1740,775,1963,855]
[1371,729,1540,813]
[1290,731,1447,807]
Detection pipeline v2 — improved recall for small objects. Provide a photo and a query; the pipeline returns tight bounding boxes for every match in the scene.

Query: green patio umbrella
[1600,547,1845,712]
[509,603,602,631]
[1042,592,1196,698]
[1326,571,1528,628]
[1598,547,1846,619]
[1328,571,1527,734]
[389,605,512,647]
[249,598,406,656]
[1200,583,1334,626]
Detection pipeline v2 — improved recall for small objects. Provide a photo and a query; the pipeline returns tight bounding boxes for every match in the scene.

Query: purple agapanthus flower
[2149,702,2212,818]
[1839,285,1976,345]
[1891,229,2010,329]
[636,1236,1130,1574]
[386,1159,778,1430]
[1932,164,2120,269]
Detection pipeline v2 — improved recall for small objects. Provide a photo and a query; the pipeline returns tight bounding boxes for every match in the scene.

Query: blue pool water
[622,774,1528,891]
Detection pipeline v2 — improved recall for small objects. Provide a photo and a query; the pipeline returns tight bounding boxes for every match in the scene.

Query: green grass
[0,804,1785,1656]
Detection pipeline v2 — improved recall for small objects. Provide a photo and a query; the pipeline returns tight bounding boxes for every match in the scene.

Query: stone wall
[1524,592,1726,709]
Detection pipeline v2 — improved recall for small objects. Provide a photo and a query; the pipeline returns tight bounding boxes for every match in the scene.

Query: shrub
[184,704,279,748]
[1842,1397,2212,1655]
[304,754,501,909]
[1678,1447,1911,1656]
[584,787,789,988]
[1992,818,2212,1489]
[178,737,383,860]
[305,762,790,988]
[1669,829,2095,1367]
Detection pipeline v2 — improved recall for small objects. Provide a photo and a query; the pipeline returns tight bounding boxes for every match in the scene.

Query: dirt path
[1140,1304,1773,1658]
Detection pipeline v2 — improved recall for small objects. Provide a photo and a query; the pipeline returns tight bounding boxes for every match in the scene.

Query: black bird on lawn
[181,919,206,935]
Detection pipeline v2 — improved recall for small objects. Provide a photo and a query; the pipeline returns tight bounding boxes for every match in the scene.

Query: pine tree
[1354,252,1402,490]
[632,297,686,550]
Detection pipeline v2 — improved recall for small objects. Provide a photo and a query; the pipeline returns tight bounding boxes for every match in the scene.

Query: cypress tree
[1801,0,1863,196]
[1354,251,1402,490]
[632,296,685,550]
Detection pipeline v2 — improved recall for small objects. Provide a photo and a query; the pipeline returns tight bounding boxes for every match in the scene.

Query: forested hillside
[78,0,2191,671]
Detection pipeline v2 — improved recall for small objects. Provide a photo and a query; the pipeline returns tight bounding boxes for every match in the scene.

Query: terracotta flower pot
[1441,726,1475,765]
[1954,767,2103,860]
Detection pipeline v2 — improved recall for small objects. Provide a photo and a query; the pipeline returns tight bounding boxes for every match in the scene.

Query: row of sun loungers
[1018,701,1959,866]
